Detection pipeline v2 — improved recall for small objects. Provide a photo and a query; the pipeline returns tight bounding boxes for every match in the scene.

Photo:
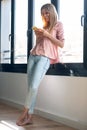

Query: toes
[18,118,33,126]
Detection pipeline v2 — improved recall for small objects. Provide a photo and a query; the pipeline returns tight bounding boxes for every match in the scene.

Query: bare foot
[18,114,33,126]
[16,108,28,126]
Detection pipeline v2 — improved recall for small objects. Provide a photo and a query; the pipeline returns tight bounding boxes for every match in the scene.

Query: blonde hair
[41,3,58,32]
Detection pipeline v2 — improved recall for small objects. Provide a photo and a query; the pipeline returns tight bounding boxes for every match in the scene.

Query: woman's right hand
[33,28,44,43]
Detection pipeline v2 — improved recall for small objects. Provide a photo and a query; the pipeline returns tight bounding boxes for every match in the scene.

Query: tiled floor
[0,102,78,130]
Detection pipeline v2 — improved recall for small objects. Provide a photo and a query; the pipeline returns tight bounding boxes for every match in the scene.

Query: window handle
[81,15,85,26]
[9,34,14,41]
[9,34,11,41]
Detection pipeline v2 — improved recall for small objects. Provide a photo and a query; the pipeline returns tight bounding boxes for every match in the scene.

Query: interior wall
[0,72,87,130]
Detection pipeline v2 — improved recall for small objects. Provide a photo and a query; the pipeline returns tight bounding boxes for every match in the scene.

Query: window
[0,0,28,64]
[59,0,83,63]
[1,0,11,63]
[0,0,87,76]
[0,0,29,72]
[14,0,28,64]
[49,0,87,76]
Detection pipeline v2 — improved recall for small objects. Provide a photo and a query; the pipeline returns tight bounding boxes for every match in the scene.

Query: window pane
[59,0,84,63]
[32,0,51,46]
[14,0,28,64]
[0,0,11,63]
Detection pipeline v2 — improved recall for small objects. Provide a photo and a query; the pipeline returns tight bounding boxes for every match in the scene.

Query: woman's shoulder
[55,21,63,28]
[53,21,64,32]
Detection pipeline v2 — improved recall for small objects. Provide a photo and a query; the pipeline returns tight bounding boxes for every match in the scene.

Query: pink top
[30,21,64,64]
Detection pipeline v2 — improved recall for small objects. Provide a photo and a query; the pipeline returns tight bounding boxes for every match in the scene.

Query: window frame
[0,0,87,76]
[0,0,33,73]
[49,0,87,77]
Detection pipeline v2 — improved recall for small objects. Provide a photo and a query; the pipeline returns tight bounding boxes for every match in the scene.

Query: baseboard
[0,98,23,110]
[34,108,87,130]
[0,98,87,130]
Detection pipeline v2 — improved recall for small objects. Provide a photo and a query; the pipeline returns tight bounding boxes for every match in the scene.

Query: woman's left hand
[34,28,49,38]
[43,30,50,37]
[34,28,43,36]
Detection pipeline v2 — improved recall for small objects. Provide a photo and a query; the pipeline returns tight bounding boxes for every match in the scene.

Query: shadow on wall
[47,62,87,77]
[47,63,74,76]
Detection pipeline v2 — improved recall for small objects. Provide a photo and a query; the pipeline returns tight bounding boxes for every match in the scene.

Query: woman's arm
[34,27,64,48]
[43,31,64,48]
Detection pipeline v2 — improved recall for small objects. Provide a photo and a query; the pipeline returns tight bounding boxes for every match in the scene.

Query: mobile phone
[32,26,38,31]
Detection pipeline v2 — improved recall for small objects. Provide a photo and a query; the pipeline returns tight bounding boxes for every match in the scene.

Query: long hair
[41,3,58,32]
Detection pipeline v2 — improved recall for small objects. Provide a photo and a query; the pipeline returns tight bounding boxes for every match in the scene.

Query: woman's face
[41,8,50,26]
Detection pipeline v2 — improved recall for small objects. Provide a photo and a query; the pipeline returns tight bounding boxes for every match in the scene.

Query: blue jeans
[24,55,50,114]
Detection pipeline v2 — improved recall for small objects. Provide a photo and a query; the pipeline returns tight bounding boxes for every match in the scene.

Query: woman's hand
[34,28,44,37]
[35,28,64,48]
[32,25,50,37]
[33,27,64,48]
[33,28,44,43]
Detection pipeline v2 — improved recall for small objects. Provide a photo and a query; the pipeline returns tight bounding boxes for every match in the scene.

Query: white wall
[0,72,87,130]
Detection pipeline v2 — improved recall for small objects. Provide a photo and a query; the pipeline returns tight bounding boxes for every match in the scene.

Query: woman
[16,3,64,126]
